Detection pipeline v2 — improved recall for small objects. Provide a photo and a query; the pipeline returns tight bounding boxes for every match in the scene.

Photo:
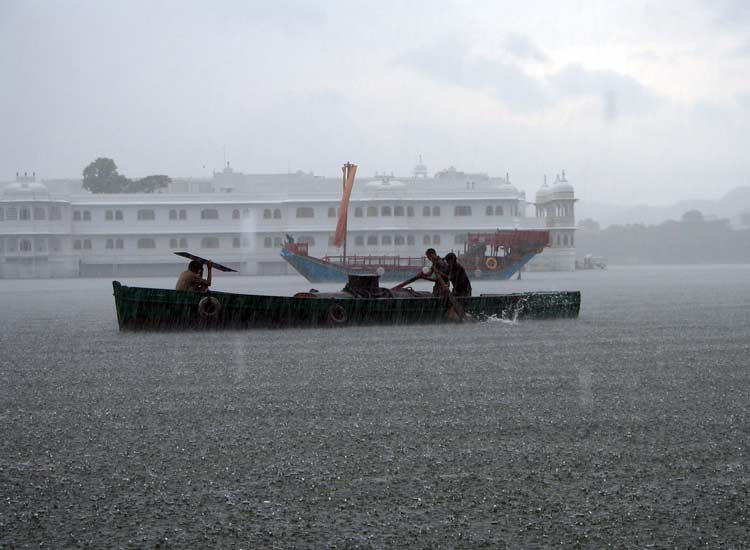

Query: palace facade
[0,162,576,278]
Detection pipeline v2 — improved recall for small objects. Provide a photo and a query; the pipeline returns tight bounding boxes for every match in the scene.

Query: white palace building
[0,160,577,278]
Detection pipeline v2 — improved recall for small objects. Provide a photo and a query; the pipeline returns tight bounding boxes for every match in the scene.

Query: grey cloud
[502,33,549,63]
[549,64,661,121]
[398,38,549,111]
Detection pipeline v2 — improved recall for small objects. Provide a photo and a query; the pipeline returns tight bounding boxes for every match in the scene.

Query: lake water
[1,266,749,548]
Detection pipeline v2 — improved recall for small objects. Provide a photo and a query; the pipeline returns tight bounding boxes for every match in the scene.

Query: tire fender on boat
[198,296,222,320]
[327,303,348,325]
[485,257,498,270]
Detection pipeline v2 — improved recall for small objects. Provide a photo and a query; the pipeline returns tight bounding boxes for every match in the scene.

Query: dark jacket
[448,262,472,297]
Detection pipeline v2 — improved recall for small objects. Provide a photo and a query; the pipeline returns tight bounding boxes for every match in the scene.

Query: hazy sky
[2,0,749,204]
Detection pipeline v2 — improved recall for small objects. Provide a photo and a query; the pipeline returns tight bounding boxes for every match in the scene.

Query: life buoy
[198,296,221,320]
[327,303,348,325]
[485,257,498,270]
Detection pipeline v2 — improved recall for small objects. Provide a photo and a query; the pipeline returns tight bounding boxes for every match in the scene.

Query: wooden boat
[112,274,580,330]
[281,230,550,283]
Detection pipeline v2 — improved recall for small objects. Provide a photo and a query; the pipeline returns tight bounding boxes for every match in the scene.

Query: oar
[390,273,423,291]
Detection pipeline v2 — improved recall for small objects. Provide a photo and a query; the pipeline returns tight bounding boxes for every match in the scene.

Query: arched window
[382,235,392,245]
[328,207,337,218]
[298,235,315,246]
[115,239,124,249]
[495,206,504,216]
[6,207,17,221]
[20,239,32,252]
[563,234,569,246]
[263,209,272,219]
[366,206,377,217]
[423,235,431,245]
[354,207,363,218]
[433,234,441,245]
[83,239,92,250]
[556,234,561,246]
[232,209,240,219]
[0,207,4,221]
[407,235,415,245]
[33,207,46,220]
[179,238,187,248]
[407,206,414,217]
[570,234,574,246]
[296,207,314,218]
[106,239,114,249]
[432,206,441,217]
[454,206,471,216]
[82,211,91,221]
[73,240,82,250]
[273,237,282,247]
[273,209,281,219]
[394,206,404,216]
[137,238,156,249]
[169,209,177,220]
[115,210,123,221]
[106,210,114,221]
[381,206,392,216]
[422,206,431,217]
[137,209,155,221]
[355,235,364,246]
[201,209,219,220]
[262,237,273,248]
[486,206,493,216]
[367,235,378,245]
[20,207,31,221]
[394,235,405,245]
[201,237,220,248]
[232,237,241,248]
[169,238,178,248]
[242,208,250,218]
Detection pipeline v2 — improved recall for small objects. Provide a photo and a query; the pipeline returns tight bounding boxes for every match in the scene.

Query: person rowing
[444,252,472,297]
[422,248,450,297]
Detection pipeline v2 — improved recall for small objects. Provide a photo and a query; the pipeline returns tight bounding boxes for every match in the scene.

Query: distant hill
[577,186,750,228]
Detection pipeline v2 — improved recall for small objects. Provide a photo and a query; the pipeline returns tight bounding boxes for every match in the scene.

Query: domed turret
[535,175,551,203]
[550,170,574,198]
[3,172,50,198]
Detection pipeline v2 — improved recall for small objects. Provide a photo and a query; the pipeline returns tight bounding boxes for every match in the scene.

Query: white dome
[3,180,50,198]
[550,171,575,196]
[535,183,550,202]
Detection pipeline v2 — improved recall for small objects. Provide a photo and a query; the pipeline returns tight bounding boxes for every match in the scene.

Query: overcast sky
[1,0,749,204]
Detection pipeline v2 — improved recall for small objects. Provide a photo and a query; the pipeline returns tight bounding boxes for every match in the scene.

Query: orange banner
[333,163,357,247]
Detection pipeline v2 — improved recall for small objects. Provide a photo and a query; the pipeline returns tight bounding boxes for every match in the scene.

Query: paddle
[390,273,423,291]
[174,252,238,273]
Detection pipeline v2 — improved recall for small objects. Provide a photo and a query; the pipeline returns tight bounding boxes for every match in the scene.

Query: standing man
[422,248,450,296]
[444,252,472,297]
[176,259,213,292]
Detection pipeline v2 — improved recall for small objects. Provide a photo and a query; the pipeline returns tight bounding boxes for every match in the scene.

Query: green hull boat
[112,279,580,330]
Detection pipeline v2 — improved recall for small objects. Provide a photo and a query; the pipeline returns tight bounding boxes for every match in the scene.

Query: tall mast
[342,163,349,261]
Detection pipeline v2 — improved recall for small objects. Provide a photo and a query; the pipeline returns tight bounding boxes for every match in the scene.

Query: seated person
[176,260,213,292]
[444,252,472,297]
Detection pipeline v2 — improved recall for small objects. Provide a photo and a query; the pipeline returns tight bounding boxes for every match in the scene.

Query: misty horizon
[3,1,750,206]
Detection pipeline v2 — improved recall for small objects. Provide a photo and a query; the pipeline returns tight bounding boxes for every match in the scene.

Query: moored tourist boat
[281,229,551,283]
[112,274,580,330]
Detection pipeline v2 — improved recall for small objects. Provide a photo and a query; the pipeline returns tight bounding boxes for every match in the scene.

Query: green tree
[128,175,170,193]
[82,158,170,193]
[82,158,130,193]
[681,209,704,223]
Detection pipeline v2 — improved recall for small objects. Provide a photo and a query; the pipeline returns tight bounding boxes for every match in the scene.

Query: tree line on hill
[576,210,750,264]
[82,158,170,193]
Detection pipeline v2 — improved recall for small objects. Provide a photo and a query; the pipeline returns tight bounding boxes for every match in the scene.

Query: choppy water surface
[1,266,749,548]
